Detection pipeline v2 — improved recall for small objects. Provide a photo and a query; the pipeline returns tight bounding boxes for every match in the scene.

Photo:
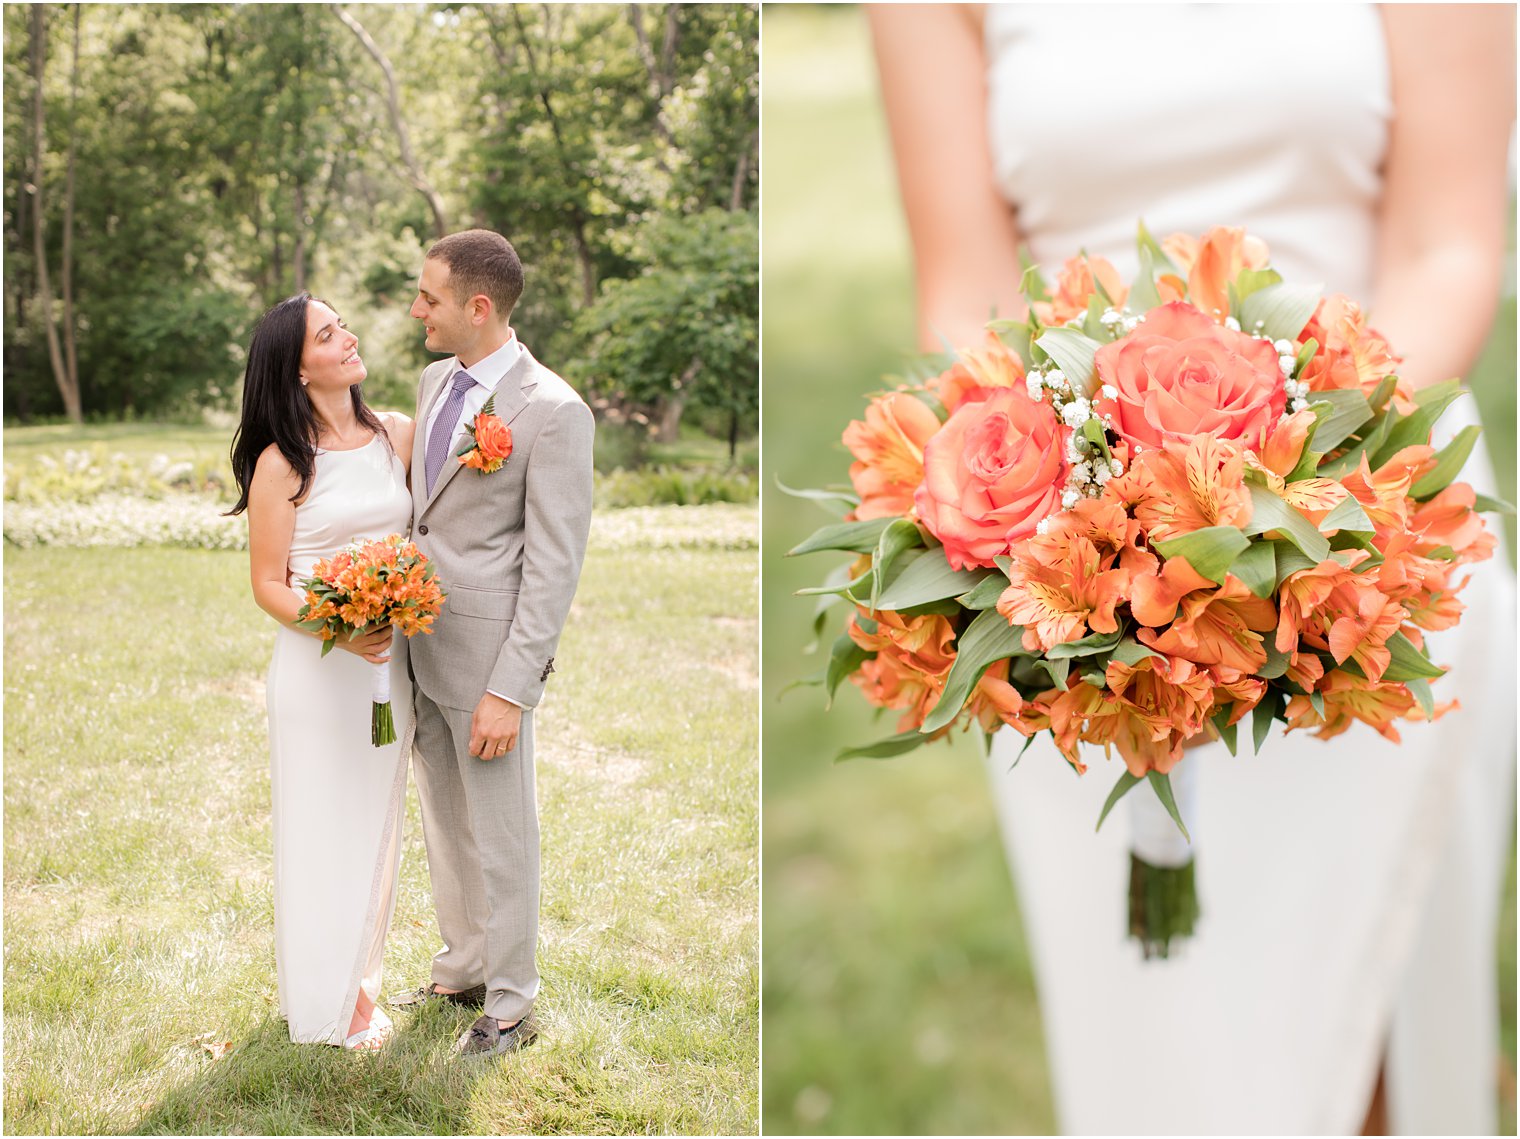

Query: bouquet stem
[372,700,396,747]
[1128,853,1199,959]
[370,653,394,748]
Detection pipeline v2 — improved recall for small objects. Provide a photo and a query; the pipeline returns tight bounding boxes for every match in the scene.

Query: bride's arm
[247,443,392,662]
[379,411,416,480]
[1371,5,1514,390]
[867,3,1027,352]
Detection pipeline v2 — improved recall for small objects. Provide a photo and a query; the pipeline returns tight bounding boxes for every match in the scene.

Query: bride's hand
[333,624,393,664]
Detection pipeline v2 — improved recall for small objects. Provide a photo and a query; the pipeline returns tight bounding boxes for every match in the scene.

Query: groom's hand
[469,693,522,761]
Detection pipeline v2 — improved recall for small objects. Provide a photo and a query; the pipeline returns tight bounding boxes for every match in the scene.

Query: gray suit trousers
[412,689,539,1023]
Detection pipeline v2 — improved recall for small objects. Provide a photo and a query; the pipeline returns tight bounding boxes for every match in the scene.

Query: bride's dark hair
[227,292,385,516]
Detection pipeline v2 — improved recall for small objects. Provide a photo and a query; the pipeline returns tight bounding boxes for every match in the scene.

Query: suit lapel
[420,347,540,513]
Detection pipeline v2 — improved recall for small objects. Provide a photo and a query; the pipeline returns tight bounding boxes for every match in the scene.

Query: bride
[228,294,416,1051]
[870,4,1515,1133]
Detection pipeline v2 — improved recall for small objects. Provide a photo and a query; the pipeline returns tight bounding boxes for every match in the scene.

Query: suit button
[418,524,429,535]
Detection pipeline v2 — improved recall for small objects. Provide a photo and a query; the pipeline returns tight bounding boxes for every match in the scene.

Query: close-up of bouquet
[295,532,447,746]
[789,224,1503,956]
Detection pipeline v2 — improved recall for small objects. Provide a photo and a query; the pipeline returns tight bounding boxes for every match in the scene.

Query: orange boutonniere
[455,393,513,474]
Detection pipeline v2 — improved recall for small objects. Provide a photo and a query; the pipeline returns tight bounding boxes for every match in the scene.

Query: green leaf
[1096,770,1142,832]
[1232,267,1282,307]
[1209,709,1238,756]
[1258,638,1291,680]
[1238,282,1321,343]
[1082,292,1109,341]
[1109,637,1163,668]
[1251,696,1280,753]
[1272,540,1320,587]
[871,519,926,609]
[788,517,894,557]
[1153,525,1251,584]
[1047,628,1124,660]
[794,565,871,598]
[1018,261,1051,304]
[1146,771,1191,842]
[1135,219,1178,272]
[1371,381,1465,466]
[920,609,1025,733]
[836,731,930,762]
[1381,631,1447,683]
[993,320,1033,369]
[774,477,860,512]
[876,549,996,611]
[1293,337,1320,378]
[1081,416,1113,462]
[1033,326,1102,396]
[1410,425,1482,500]
[1407,677,1435,720]
[1129,244,1163,314]
[958,573,1009,610]
[1035,656,1072,691]
[1229,540,1278,599]
[1308,389,1374,453]
[1475,491,1516,515]
[1366,374,1399,413]
[1317,494,1374,535]
[824,634,868,707]
[1245,484,1330,563]
[319,638,337,658]
[1310,691,1326,718]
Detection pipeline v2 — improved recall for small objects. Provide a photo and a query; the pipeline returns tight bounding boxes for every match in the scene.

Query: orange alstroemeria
[926,331,1027,415]
[1101,655,1217,776]
[1302,572,1408,684]
[1407,481,1496,567]
[1137,576,1278,676]
[1299,295,1410,411]
[1181,226,1271,323]
[1111,434,1254,545]
[998,533,1129,652]
[1033,255,1129,326]
[1284,670,1433,742]
[847,608,957,731]
[842,391,943,520]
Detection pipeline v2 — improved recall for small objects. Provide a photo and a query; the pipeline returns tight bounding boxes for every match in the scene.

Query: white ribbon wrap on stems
[1129,755,1199,868]
[371,658,390,706]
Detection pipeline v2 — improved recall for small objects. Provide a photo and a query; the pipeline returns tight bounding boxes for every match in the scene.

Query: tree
[571,208,757,457]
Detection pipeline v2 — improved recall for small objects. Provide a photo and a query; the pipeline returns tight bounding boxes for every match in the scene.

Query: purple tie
[425,370,477,495]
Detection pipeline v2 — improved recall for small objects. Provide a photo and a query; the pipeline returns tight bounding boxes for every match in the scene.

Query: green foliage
[3,3,757,453]
[571,208,758,440]
[595,465,756,509]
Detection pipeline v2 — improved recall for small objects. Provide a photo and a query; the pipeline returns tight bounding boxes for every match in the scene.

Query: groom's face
[410,258,472,356]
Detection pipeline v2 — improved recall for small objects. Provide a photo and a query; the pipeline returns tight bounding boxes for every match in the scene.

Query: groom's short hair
[426,229,524,321]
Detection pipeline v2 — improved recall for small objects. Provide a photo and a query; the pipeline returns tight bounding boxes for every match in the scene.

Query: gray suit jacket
[409,347,594,712]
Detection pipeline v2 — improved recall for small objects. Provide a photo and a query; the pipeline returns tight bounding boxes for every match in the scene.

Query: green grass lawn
[760,5,1516,1135]
[3,530,758,1134]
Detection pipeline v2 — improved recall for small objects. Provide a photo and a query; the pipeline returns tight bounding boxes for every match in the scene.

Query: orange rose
[914,387,1069,570]
[1094,301,1285,453]
[842,391,941,520]
[461,413,512,472]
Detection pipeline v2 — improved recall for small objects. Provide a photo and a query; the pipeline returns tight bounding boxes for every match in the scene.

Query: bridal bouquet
[789,224,1501,957]
[295,533,446,746]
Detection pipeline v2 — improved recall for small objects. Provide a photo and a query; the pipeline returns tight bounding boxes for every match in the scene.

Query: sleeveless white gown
[981,6,1516,1134]
[266,434,413,1046]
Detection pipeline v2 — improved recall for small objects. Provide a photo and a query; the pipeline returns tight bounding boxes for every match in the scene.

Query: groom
[396,228,594,1056]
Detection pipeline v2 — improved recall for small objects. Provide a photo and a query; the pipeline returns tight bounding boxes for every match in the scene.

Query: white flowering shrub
[5,492,754,555]
[4,494,246,550]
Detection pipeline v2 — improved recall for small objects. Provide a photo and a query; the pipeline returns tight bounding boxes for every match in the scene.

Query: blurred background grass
[759,5,1517,1135]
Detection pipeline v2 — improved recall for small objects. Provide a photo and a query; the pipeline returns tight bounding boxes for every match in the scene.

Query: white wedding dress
[981,5,1516,1134]
[265,433,413,1046]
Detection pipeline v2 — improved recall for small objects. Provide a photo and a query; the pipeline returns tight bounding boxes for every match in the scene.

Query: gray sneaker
[454,1012,539,1057]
